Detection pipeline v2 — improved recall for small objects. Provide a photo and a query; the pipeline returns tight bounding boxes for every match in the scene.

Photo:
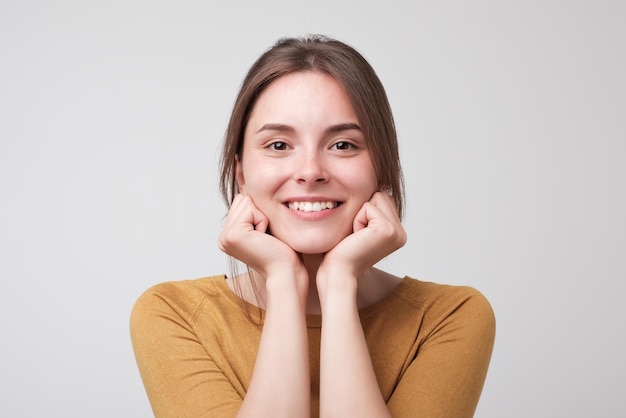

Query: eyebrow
[326,122,362,133]
[255,122,361,134]
[255,123,294,134]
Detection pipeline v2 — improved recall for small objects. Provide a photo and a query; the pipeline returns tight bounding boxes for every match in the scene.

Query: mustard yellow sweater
[130,275,495,417]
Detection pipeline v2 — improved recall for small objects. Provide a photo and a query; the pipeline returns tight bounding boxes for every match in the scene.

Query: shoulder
[396,277,495,335]
[381,279,496,417]
[130,275,229,329]
[400,277,493,309]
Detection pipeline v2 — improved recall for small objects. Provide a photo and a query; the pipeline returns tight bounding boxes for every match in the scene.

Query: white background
[1,1,624,417]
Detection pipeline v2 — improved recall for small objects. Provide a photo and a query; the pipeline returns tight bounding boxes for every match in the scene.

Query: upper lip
[283,196,342,204]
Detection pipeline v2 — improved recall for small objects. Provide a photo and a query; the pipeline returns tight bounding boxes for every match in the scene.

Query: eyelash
[265,140,357,152]
[268,141,288,151]
[331,141,356,151]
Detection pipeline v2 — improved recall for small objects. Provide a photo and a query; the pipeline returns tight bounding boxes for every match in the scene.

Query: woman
[131,35,495,417]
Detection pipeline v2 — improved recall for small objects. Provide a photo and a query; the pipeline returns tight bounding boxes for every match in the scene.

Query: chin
[283,235,347,255]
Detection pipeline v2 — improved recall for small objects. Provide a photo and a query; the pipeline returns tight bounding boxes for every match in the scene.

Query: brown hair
[219,34,405,219]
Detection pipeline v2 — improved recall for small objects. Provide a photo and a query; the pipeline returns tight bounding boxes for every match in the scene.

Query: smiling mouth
[287,201,341,212]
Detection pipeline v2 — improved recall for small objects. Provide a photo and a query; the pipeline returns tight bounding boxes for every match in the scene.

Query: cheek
[347,170,379,197]
[240,162,285,200]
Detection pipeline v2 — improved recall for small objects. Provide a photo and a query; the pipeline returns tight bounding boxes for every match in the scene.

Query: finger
[352,201,384,233]
[250,205,269,233]
[369,192,401,223]
[352,191,396,233]
[228,194,269,231]
[219,198,269,259]
[356,197,407,246]
[225,194,249,223]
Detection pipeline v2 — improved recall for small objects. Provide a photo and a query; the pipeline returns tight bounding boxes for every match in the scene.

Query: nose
[294,151,329,184]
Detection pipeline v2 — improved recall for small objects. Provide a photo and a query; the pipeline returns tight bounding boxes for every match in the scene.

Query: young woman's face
[236,71,378,254]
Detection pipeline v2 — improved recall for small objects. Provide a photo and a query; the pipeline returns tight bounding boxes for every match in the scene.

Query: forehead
[246,71,359,132]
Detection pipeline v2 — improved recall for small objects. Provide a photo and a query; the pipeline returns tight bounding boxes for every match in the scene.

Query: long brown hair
[219,34,405,219]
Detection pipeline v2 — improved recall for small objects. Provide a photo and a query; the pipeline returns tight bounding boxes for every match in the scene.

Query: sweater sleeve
[386,287,496,418]
[129,282,242,418]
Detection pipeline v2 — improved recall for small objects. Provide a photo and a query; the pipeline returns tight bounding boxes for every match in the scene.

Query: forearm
[318,277,390,418]
[237,275,310,418]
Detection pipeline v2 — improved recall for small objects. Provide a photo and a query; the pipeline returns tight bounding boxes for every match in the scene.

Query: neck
[302,253,324,315]
[228,256,400,316]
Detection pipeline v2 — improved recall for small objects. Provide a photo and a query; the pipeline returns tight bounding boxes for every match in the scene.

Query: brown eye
[270,141,288,151]
[332,141,355,151]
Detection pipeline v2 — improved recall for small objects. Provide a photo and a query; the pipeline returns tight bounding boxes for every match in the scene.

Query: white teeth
[288,201,337,212]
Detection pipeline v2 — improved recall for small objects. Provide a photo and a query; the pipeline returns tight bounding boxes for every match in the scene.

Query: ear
[235,155,245,194]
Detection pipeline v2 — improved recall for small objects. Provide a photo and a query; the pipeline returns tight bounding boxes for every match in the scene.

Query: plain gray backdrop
[1,1,624,417]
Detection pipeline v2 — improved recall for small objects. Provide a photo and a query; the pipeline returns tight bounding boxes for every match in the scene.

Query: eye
[331,141,356,151]
[268,141,288,151]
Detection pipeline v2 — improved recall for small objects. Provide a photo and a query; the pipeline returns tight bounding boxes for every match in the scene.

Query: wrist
[265,267,309,306]
[316,267,358,308]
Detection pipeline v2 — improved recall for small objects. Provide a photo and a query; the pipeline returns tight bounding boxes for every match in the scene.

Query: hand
[318,191,407,283]
[218,194,305,282]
